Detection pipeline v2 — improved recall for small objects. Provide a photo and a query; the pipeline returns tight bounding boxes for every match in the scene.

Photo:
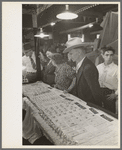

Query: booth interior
[22,4,119,146]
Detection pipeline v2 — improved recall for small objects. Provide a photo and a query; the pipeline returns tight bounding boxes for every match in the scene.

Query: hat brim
[24,49,32,52]
[63,43,93,53]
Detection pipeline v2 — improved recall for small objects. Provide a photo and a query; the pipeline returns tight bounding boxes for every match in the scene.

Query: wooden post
[32,12,42,81]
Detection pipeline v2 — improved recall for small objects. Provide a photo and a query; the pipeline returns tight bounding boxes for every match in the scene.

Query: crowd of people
[22,37,118,115]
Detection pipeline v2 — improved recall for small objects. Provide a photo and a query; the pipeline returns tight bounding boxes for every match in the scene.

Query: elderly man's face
[68,48,81,62]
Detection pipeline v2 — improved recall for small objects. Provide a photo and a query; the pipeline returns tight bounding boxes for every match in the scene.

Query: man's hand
[106,93,117,101]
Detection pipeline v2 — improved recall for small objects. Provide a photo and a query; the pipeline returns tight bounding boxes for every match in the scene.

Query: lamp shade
[34,28,49,38]
[56,5,78,20]
[56,11,78,20]
[34,33,49,38]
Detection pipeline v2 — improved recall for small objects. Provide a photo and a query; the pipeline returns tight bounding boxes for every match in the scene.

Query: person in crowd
[95,46,118,66]
[22,43,37,83]
[97,46,118,114]
[63,37,103,106]
[38,49,48,71]
[49,53,76,91]
[48,44,57,53]
[55,45,65,54]
[41,51,56,85]
[38,43,56,72]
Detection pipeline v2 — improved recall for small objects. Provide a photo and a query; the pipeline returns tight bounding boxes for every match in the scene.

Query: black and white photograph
[2,2,120,148]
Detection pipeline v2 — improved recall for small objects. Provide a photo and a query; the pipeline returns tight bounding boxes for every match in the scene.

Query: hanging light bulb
[89,23,93,28]
[56,5,78,20]
[34,28,49,38]
[50,22,55,26]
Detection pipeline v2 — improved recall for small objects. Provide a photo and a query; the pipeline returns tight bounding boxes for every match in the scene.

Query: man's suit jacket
[71,57,103,106]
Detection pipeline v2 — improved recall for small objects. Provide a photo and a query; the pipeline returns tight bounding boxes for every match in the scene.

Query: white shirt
[76,57,86,73]
[97,62,118,94]
[22,52,37,73]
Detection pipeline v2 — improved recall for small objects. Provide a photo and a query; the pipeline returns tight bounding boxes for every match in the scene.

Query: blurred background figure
[22,43,37,83]
[40,51,56,85]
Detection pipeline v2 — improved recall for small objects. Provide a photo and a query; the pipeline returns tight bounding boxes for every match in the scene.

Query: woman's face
[46,51,52,58]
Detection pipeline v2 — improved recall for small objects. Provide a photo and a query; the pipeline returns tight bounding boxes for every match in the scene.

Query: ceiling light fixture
[34,28,49,38]
[56,5,78,20]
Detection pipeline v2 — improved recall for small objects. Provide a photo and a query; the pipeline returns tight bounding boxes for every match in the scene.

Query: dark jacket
[71,57,103,106]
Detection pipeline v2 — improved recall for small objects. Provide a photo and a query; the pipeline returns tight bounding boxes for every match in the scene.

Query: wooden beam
[60,21,96,34]
[90,30,102,35]
[78,10,103,17]
[37,4,53,15]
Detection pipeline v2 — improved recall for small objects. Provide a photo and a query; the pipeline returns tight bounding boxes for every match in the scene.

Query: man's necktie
[29,56,37,70]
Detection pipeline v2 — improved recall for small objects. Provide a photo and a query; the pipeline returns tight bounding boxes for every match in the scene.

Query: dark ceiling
[22,4,118,33]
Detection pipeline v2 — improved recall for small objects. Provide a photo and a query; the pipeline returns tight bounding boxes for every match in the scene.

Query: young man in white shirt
[97,46,118,114]
[22,43,37,83]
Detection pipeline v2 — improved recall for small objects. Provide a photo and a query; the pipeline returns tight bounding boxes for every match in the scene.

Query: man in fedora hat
[22,43,37,83]
[63,37,103,106]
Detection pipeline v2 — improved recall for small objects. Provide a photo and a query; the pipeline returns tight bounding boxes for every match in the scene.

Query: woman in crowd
[43,51,56,85]
[49,53,76,92]
[38,49,56,85]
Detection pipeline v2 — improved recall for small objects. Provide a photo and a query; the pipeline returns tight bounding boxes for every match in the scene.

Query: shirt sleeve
[22,56,26,66]
[114,67,118,95]
[96,64,100,72]
[96,64,103,86]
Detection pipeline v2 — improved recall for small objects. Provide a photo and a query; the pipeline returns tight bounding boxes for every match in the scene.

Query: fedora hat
[23,43,32,52]
[63,37,93,53]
